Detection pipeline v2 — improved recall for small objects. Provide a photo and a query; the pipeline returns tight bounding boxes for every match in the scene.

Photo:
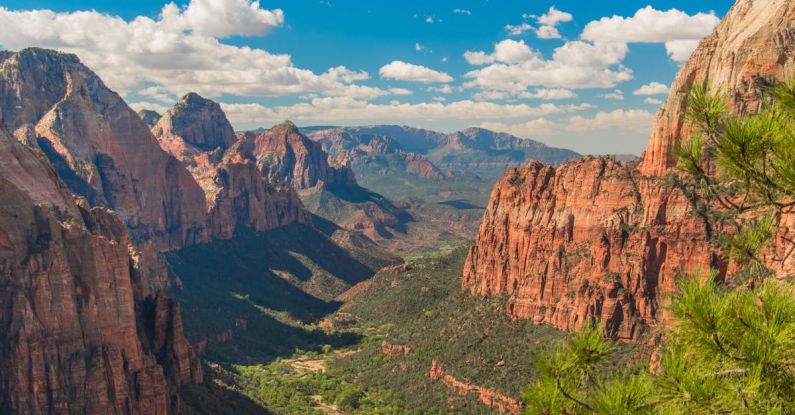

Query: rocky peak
[640,0,795,176]
[138,109,161,128]
[232,121,358,190]
[152,92,236,153]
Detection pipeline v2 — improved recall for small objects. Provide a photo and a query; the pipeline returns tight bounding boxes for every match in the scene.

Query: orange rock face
[0,129,200,414]
[463,0,795,340]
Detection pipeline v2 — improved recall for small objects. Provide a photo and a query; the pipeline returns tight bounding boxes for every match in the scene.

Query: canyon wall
[463,0,795,340]
[0,128,200,414]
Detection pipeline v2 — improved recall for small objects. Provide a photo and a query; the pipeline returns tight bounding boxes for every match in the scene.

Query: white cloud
[473,88,576,101]
[505,23,534,36]
[664,40,701,62]
[478,109,653,137]
[415,42,424,51]
[220,97,589,125]
[425,16,434,24]
[441,57,448,62]
[633,82,670,96]
[379,61,453,83]
[464,51,495,65]
[493,39,537,63]
[129,101,171,114]
[644,97,663,105]
[464,41,631,89]
[601,90,624,100]
[581,6,719,62]
[432,96,446,102]
[138,85,177,103]
[0,2,377,99]
[506,6,572,39]
[162,0,284,38]
[567,109,654,133]
[477,118,559,138]
[388,87,413,95]
[453,9,471,15]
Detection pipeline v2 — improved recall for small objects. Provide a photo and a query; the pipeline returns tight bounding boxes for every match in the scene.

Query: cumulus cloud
[644,97,663,105]
[567,109,654,133]
[506,6,572,39]
[633,82,670,95]
[0,2,380,99]
[220,97,589,125]
[379,61,453,83]
[477,118,559,138]
[161,0,284,38]
[601,90,624,100]
[453,9,471,15]
[388,87,413,95]
[473,88,576,101]
[581,6,720,62]
[426,85,463,94]
[464,40,631,90]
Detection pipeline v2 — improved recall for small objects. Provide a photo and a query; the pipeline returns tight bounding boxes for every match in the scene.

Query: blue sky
[0,0,733,154]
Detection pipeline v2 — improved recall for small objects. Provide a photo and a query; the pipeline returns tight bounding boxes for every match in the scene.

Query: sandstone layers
[0,127,201,414]
[463,0,795,340]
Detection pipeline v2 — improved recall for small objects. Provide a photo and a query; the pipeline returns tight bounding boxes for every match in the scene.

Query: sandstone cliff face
[151,95,310,240]
[152,93,236,161]
[235,122,358,190]
[641,0,795,176]
[0,48,208,251]
[0,128,201,414]
[463,0,795,340]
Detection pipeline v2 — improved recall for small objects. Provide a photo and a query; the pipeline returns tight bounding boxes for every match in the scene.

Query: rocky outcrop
[152,93,236,161]
[138,109,161,128]
[0,128,200,414]
[151,94,310,240]
[463,0,795,340]
[0,48,208,251]
[428,360,521,414]
[381,341,411,356]
[235,122,358,190]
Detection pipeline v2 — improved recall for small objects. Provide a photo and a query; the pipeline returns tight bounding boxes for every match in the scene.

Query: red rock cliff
[463,0,795,340]
[0,128,200,414]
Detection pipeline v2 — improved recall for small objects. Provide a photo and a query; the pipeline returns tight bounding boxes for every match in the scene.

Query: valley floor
[174,245,643,414]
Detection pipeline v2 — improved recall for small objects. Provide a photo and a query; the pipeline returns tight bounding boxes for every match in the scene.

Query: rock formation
[0,48,208,251]
[234,121,358,190]
[463,0,795,340]
[138,109,161,128]
[152,94,309,240]
[0,127,200,414]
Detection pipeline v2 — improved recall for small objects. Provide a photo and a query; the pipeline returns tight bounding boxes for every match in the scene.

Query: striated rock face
[0,128,200,414]
[152,93,236,160]
[0,48,208,251]
[151,94,310,240]
[463,0,795,340]
[235,122,358,190]
[641,0,795,176]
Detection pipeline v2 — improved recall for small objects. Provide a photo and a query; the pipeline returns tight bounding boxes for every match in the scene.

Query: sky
[0,0,734,155]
